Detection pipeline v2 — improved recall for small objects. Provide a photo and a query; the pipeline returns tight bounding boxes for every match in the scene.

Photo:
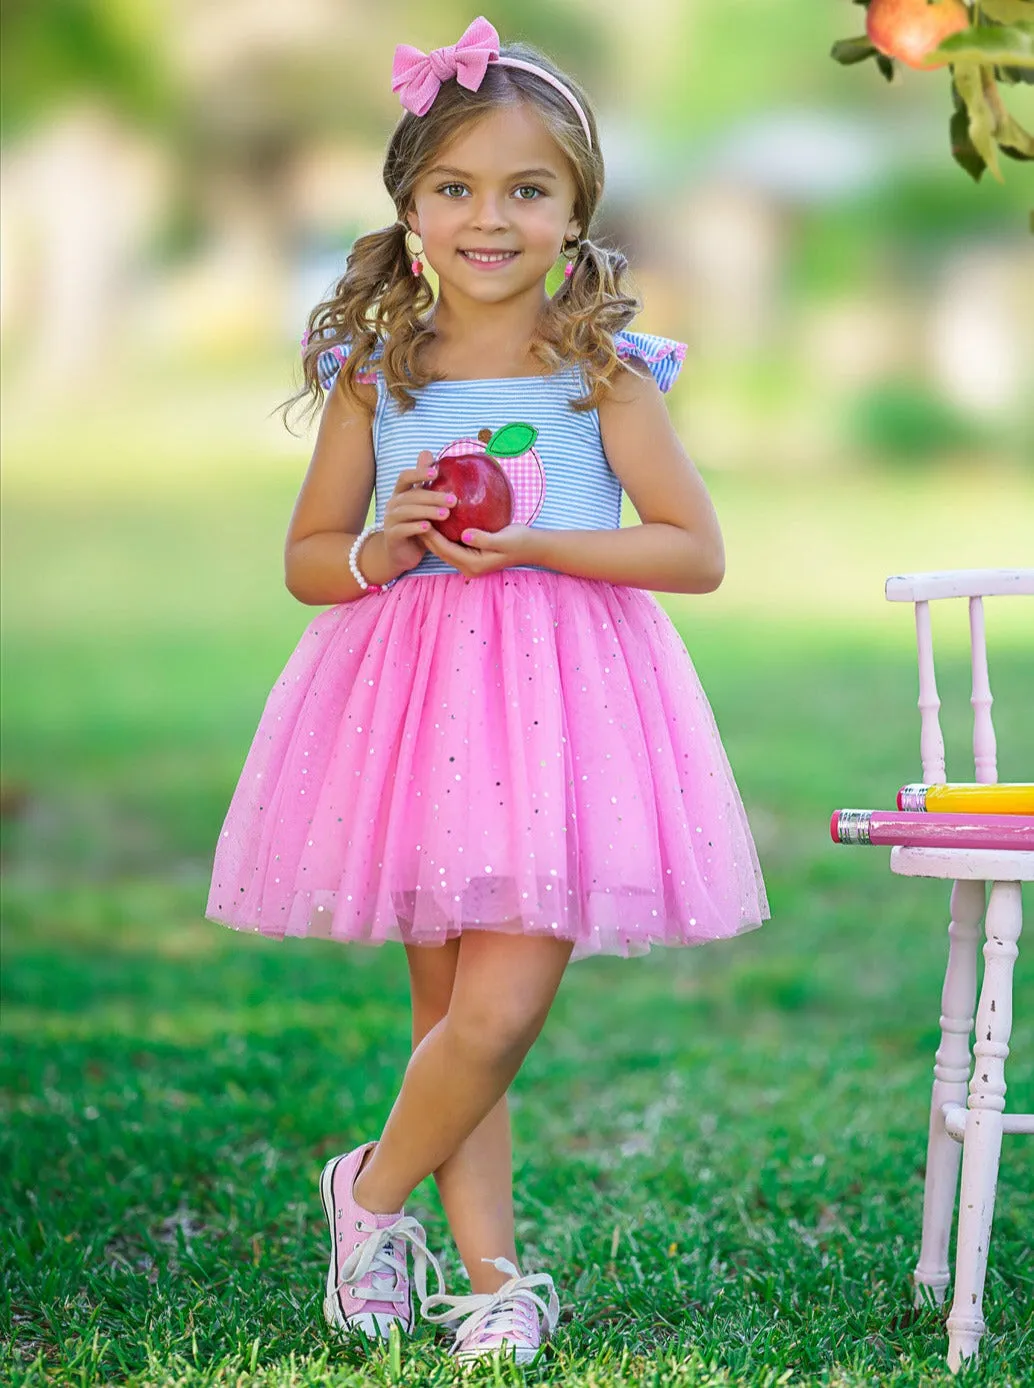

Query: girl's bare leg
[353,927,572,1292]
[433,1097,515,1294]
[390,937,518,1291]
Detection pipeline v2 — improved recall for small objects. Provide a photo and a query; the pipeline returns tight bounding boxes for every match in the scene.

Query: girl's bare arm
[532,366,725,594]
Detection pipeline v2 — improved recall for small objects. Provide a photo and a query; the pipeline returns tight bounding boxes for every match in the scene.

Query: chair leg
[946,879,1023,1372]
[913,879,983,1308]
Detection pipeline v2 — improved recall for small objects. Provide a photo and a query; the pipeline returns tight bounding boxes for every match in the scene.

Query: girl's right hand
[381,450,456,575]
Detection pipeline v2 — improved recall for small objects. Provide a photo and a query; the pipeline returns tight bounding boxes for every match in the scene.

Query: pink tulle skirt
[206,570,768,961]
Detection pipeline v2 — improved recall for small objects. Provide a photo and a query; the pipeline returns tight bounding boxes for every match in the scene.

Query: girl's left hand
[421,521,540,578]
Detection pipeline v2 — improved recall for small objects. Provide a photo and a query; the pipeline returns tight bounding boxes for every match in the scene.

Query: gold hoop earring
[405,229,425,277]
[562,237,580,280]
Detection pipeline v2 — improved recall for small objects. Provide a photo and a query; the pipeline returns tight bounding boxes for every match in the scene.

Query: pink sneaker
[319,1141,445,1342]
[420,1256,560,1364]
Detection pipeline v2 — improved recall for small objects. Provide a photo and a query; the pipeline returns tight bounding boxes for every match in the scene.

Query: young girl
[206,15,768,1365]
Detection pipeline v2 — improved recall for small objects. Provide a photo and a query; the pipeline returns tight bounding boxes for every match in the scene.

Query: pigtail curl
[279,221,435,429]
[534,238,641,411]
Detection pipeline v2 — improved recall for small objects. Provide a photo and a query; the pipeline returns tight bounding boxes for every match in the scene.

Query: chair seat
[890,845,1034,882]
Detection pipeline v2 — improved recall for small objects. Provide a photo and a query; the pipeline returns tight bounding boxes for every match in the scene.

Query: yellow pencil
[897,783,1034,814]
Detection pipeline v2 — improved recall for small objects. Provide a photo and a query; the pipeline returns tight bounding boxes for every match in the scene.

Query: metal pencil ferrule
[837,809,872,845]
[898,784,927,812]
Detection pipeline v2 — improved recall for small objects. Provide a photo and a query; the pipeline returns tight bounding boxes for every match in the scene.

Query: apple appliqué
[424,422,546,546]
[866,0,970,71]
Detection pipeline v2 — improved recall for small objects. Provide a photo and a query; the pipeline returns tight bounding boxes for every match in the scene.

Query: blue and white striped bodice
[374,369,618,580]
[314,329,686,583]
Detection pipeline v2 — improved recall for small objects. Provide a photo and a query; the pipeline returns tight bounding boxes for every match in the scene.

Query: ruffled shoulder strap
[300,330,382,391]
[613,329,686,394]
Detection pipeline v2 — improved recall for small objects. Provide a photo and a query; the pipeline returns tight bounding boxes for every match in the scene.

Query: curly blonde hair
[281,41,640,427]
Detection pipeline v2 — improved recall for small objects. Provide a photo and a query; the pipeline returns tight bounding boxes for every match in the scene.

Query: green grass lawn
[2,385,1032,1385]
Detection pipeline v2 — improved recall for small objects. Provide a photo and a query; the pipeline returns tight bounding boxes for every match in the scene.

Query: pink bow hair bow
[392,15,500,117]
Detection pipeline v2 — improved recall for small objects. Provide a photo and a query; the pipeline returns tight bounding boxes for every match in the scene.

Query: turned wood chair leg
[946,879,1023,1371]
[913,878,984,1307]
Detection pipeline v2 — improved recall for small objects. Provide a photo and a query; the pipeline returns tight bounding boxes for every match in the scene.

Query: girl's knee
[446,929,571,1062]
[446,999,544,1065]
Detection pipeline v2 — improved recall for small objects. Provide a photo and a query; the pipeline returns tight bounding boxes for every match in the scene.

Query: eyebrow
[426,165,559,181]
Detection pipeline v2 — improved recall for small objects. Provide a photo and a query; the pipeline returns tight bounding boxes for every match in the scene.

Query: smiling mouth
[459,249,520,265]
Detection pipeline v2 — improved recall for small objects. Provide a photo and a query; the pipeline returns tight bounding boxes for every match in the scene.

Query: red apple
[425,451,514,545]
[866,0,970,71]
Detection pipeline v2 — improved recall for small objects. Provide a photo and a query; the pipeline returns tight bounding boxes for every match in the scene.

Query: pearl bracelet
[349,522,396,594]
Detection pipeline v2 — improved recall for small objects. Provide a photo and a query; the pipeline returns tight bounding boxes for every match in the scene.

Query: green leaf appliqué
[486,422,538,457]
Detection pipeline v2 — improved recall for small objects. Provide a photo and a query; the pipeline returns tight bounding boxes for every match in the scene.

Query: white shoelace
[420,1256,560,1353]
[334,1213,446,1310]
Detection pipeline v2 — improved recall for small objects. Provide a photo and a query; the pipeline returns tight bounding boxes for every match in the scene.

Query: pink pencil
[830,809,1034,851]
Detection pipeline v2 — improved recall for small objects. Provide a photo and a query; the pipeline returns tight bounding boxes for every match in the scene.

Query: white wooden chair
[885,568,1034,1371]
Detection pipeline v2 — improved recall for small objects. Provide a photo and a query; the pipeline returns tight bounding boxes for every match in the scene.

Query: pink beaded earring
[406,229,425,277]
[562,236,580,280]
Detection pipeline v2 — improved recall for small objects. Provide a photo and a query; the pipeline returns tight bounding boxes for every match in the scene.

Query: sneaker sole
[455,1344,541,1365]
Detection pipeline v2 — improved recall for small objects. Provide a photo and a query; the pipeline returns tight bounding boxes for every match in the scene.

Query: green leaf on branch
[987,92,1034,156]
[935,21,1034,67]
[953,61,1003,180]
[830,35,896,79]
[995,62,1034,82]
[950,105,988,180]
[831,36,878,65]
[979,0,1034,25]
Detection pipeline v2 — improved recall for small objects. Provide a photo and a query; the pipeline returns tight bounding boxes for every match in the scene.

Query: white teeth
[462,251,516,263]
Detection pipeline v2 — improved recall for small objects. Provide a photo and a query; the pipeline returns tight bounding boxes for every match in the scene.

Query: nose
[469,191,509,233]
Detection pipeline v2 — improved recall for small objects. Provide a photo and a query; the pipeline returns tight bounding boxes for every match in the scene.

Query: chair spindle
[968,596,997,785]
[915,599,946,783]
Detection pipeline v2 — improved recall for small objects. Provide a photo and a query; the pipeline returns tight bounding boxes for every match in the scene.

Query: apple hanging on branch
[866,0,970,68]
[832,0,1034,190]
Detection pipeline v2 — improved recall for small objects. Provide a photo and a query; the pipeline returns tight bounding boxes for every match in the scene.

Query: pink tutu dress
[206,330,769,961]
